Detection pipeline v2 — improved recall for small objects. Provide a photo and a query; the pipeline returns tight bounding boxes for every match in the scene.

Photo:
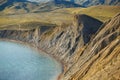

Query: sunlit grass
[0,5,119,29]
[66,6,120,21]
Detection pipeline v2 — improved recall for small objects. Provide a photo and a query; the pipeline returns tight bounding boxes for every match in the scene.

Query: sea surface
[0,41,61,80]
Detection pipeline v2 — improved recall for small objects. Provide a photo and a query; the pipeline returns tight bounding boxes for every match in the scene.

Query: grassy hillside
[0,5,120,29]
[65,5,120,21]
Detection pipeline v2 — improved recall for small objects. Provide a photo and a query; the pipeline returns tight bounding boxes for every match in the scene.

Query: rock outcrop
[0,13,120,80]
[63,13,120,80]
[0,14,102,63]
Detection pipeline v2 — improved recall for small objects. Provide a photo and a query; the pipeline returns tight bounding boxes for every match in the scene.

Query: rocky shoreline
[0,38,65,80]
[0,13,120,80]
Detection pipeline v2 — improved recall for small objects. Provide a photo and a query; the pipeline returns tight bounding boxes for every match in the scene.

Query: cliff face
[0,14,102,63]
[0,13,120,80]
[63,13,120,80]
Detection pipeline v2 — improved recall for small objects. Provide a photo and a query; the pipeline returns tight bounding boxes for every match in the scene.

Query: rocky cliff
[0,14,103,63]
[0,13,120,80]
[63,13,120,80]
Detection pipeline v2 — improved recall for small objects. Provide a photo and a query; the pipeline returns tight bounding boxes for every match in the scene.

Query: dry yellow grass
[0,12,73,26]
[0,5,119,28]
[66,6,120,21]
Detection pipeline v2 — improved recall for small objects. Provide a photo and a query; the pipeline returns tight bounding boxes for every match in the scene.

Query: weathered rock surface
[0,13,120,80]
[63,13,120,80]
[0,14,102,63]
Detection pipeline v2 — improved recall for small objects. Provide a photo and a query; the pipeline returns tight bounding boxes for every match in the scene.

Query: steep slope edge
[64,13,120,80]
[0,14,103,71]
[0,13,119,80]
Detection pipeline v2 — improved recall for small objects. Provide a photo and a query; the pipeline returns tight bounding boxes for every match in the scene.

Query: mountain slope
[0,0,7,5]
[0,0,119,11]
[0,0,28,10]
[27,0,120,7]
[0,1,120,79]
[63,13,120,80]
[0,14,103,59]
[0,13,119,80]
[0,6,119,27]
[67,6,120,21]
[32,1,81,13]
[74,0,120,6]
[0,0,81,12]
[1,2,40,14]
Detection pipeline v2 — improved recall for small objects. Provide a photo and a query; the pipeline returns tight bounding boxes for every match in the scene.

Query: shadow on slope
[74,14,103,44]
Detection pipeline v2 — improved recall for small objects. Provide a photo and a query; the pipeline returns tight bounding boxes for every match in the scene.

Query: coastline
[0,38,67,80]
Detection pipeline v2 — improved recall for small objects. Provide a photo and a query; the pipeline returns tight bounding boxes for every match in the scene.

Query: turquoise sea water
[0,41,61,80]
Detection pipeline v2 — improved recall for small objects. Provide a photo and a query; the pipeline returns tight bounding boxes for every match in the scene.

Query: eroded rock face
[63,13,120,80]
[74,14,103,44]
[0,13,120,80]
[0,14,102,64]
